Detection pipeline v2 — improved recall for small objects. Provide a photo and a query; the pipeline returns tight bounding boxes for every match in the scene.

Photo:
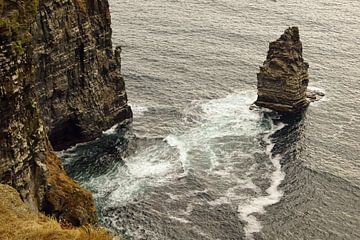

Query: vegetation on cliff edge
[0,184,117,240]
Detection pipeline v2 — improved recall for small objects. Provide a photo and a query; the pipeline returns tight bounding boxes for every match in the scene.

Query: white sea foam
[164,135,190,175]
[83,90,287,238]
[85,143,176,204]
[102,124,118,135]
[307,85,325,94]
[168,91,263,173]
[241,178,261,192]
[128,159,172,178]
[238,122,286,240]
[163,91,287,235]
[307,85,328,104]
[131,105,149,115]
[168,215,190,224]
[201,91,259,126]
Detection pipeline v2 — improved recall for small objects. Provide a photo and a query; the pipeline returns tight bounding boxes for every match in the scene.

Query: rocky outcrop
[0,0,97,226]
[0,0,132,226]
[0,183,113,239]
[255,27,313,112]
[33,0,132,150]
[0,0,46,212]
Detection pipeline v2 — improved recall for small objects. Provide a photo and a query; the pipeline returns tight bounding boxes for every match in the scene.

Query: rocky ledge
[255,26,323,112]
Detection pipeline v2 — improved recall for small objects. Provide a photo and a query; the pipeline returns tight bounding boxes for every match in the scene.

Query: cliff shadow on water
[61,127,136,183]
[264,110,307,187]
[245,110,306,240]
[268,111,306,161]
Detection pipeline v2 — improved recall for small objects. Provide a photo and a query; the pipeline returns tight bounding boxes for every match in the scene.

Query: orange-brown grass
[0,184,116,240]
[75,0,88,13]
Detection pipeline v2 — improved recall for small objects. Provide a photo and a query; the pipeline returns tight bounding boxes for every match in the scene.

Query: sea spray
[164,135,190,176]
[238,121,286,240]
[102,124,119,135]
[62,90,288,239]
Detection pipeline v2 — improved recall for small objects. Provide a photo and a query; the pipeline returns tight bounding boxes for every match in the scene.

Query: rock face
[255,27,310,112]
[33,0,132,150]
[0,0,97,226]
[1,0,132,226]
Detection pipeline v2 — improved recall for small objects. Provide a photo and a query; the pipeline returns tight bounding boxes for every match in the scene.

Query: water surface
[62,0,360,239]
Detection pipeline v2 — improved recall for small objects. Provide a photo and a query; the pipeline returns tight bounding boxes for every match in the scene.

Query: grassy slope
[0,184,116,240]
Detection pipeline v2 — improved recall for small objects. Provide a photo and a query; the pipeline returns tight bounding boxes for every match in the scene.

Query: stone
[0,0,132,226]
[255,27,318,112]
[32,0,132,151]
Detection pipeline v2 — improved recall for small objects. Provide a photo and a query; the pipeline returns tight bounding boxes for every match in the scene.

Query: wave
[238,121,286,240]
[102,124,119,135]
[164,135,190,176]
[130,105,149,115]
[307,85,328,104]
[64,90,289,239]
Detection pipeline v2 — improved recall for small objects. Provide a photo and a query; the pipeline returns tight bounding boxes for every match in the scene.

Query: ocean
[60,0,360,239]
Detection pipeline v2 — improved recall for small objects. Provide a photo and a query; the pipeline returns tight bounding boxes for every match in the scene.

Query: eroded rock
[0,0,125,226]
[255,27,323,112]
[33,0,132,150]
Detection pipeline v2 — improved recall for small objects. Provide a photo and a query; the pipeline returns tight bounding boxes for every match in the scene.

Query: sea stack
[255,27,310,112]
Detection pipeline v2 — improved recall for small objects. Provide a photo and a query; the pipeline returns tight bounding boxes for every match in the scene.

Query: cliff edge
[0,0,132,227]
[33,0,132,150]
[0,184,114,239]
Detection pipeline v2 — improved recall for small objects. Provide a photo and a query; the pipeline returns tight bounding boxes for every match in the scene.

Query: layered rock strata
[33,0,132,150]
[255,27,311,112]
[0,0,97,226]
[1,0,132,226]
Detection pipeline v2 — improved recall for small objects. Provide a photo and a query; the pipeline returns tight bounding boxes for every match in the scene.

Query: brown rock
[33,0,132,150]
[255,27,310,112]
[43,153,97,225]
[0,0,125,226]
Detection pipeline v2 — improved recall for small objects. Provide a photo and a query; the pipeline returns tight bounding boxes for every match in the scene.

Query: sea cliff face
[0,0,132,226]
[0,0,47,212]
[255,27,310,112]
[33,0,132,150]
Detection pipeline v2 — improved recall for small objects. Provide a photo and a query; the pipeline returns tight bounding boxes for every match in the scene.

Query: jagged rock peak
[255,26,316,112]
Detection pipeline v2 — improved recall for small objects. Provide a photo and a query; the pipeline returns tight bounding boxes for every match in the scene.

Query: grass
[0,184,117,240]
[75,0,88,13]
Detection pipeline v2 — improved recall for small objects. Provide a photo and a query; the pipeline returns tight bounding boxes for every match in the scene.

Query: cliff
[0,184,114,240]
[0,0,132,228]
[33,0,132,150]
[255,27,310,112]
